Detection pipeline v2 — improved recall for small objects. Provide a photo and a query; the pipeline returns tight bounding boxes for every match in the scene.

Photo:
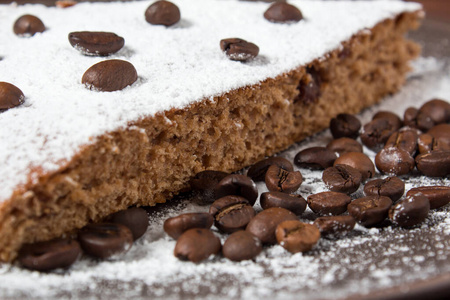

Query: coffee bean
[384,128,418,156]
[82,59,138,92]
[334,152,375,181]
[263,2,303,23]
[426,124,450,152]
[372,111,402,132]
[295,67,321,104]
[260,191,307,215]
[419,98,450,125]
[265,164,303,193]
[375,147,415,176]
[164,212,214,239]
[222,230,262,262]
[214,174,258,205]
[109,207,149,240]
[329,113,361,139]
[364,176,405,202]
[246,207,297,244]
[347,196,392,227]
[0,82,24,111]
[389,193,430,227]
[13,14,45,37]
[275,220,320,253]
[189,170,229,204]
[326,137,363,155]
[314,215,355,235]
[407,186,450,209]
[403,106,434,132]
[18,238,81,271]
[415,150,450,177]
[209,196,256,233]
[174,228,221,262]
[294,147,337,170]
[247,157,293,182]
[307,191,351,215]
[360,118,397,151]
[78,223,133,259]
[68,31,125,56]
[417,133,434,154]
[322,164,362,194]
[145,0,180,26]
[220,38,259,62]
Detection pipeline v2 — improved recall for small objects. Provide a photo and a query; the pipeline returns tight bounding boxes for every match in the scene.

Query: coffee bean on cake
[214,174,258,205]
[145,0,180,26]
[164,212,214,239]
[313,215,356,235]
[68,31,125,56]
[406,186,450,209]
[275,220,320,253]
[294,147,337,170]
[247,157,293,182]
[334,152,375,181]
[375,147,415,176]
[307,191,352,215]
[360,118,397,151]
[389,193,430,227]
[326,137,363,155]
[0,82,24,111]
[263,2,303,23]
[415,150,450,177]
[82,59,138,92]
[418,98,450,124]
[174,228,221,263]
[13,14,45,36]
[109,207,149,240]
[265,164,303,193]
[347,196,392,227]
[55,0,78,8]
[364,176,405,202]
[222,230,262,262]
[322,164,362,194]
[295,67,321,104]
[329,113,361,139]
[260,191,307,215]
[220,38,259,62]
[209,196,256,233]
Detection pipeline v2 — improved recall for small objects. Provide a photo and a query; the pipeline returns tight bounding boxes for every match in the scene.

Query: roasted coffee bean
[78,223,133,259]
[0,82,24,111]
[403,106,434,132]
[18,238,81,271]
[263,2,303,23]
[294,147,337,170]
[82,59,138,92]
[307,191,351,215]
[334,152,375,181]
[265,164,303,193]
[419,98,450,125]
[220,38,259,62]
[247,157,293,181]
[384,128,418,156]
[329,113,361,139]
[389,194,430,227]
[145,0,180,26]
[164,212,214,239]
[190,170,229,204]
[407,186,450,209]
[347,196,392,227]
[13,14,45,36]
[68,31,125,56]
[360,118,396,151]
[174,228,221,262]
[209,196,256,233]
[109,207,149,240]
[275,220,320,253]
[322,164,362,194]
[375,147,415,176]
[426,124,450,152]
[313,215,356,235]
[246,207,297,244]
[415,150,450,177]
[364,176,405,202]
[260,191,307,215]
[372,111,402,131]
[214,174,258,205]
[417,133,434,154]
[222,230,262,262]
[326,137,363,155]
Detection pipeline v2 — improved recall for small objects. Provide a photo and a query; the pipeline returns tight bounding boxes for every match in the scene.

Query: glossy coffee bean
[407,186,450,209]
[360,118,396,151]
[220,38,259,62]
[222,231,262,262]
[18,238,81,271]
[326,137,363,155]
[275,220,320,253]
[322,164,362,194]
[209,196,256,233]
[294,147,337,170]
[415,151,450,177]
[384,128,418,156]
[334,152,375,181]
[426,124,450,152]
[265,165,303,193]
[403,106,434,132]
[246,207,297,245]
[214,174,258,205]
[0,82,24,111]
[145,0,180,26]
[260,191,307,215]
[375,147,415,176]
[109,207,149,240]
[247,157,293,182]
[174,228,221,263]
[164,212,214,239]
[419,99,450,125]
[189,170,229,204]
[329,113,361,139]
[263,2,303,23]
[82,59,138,92]
[314,215,355,235]
[372,111,402,132]
[347,196,392,227]
[13,14,45,36]
[364,176,405,202]
[307,191,351,215]
[389,194,430,227]
[78,223,133,259]
[68,31,125,56]
[417,133,434,154]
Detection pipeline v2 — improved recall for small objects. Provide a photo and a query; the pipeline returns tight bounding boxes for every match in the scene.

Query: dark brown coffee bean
[247,157,293,182]
[78,223,133,259]
[209,196,256,233]
[417,133,434,154]
[164,212,214,239]
[307,191,351,215]
[419,98,450,125]
[360,118,397,151]
[426,124,450,152]
[415,150,450,177]
[334,152,375,181]
[407,186,450,209]
[375,147,415,176]
[384,128,418,156]
[109,207,148,240]
[18,238,81,271]
[313,215,356,235]
[347,196,392,227]
[222,231,262,262]
[0,82,24,111]
[322,164,362,194]
[214,174,258,205]
[68,31,125,56]
[13,14,45,36]
[246,207,297,244]
[329,113,361,139]
[326,137,363,155]
[174,228,221,262]
[260,191,307,215]
[364,176,405,202]
[189,170,229,204]
[403,106,434,132]
[145,0,180,26]
[82,59,138,92]
[263,2,303,23]
[294,147,337,170]
[372,111,402,131]
[389,194,430,227]
[220,38,259,62]
[276,220,320,253]
[265,165,303,193]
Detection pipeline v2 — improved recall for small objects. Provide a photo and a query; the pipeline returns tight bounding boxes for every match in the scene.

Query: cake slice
[0,0,422,261]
